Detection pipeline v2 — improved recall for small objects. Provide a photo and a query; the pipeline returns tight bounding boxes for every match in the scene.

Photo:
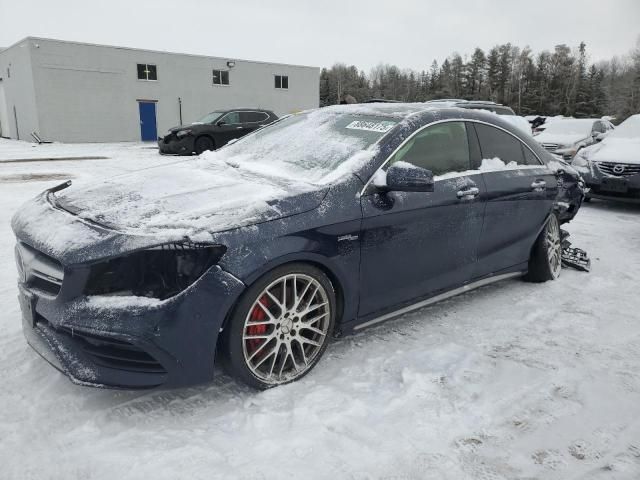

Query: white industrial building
[0,37,319,143]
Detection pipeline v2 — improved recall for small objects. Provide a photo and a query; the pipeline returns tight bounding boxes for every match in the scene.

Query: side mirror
[216,120,226,127]
[382,163,435,193]
[595,132,606,142]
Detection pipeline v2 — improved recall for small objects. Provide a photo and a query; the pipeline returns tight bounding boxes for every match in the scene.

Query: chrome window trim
[359,118,545,197]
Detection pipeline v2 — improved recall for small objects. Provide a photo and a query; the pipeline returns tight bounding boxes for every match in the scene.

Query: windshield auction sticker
[345,120,397,133]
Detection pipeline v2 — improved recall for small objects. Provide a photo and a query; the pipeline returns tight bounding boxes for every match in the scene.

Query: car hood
[586,138,640,164]
[168,124,209,134]
[534,132,587,147]
[54,159,327,237]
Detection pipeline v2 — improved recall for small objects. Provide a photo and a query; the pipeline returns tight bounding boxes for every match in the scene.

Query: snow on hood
[534,132,587,147]
[54,159,326,237]
[586,138,640,164]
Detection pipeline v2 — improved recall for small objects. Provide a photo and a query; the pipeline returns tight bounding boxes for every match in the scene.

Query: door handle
[456,186,480,199]
[531,180,546,191]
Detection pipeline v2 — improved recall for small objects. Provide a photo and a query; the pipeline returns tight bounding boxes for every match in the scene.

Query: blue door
[138,101,157,141]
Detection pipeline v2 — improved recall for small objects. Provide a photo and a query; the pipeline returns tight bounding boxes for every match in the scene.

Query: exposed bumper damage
[560,229,591,273]
[18,264,245,389]
[19,260,244,388]
[13,191,246,389]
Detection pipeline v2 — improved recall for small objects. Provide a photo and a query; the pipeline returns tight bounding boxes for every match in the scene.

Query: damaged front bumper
[13,193,246,389]
[18,262,244,389]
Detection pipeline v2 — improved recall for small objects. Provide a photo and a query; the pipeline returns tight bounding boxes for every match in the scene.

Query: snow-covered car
[12,104,578,390]
[534,118,614,160]
[572,114,640,202]
[453,101,532,135]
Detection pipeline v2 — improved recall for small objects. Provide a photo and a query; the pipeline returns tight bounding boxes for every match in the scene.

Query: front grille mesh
[596,162,640,177]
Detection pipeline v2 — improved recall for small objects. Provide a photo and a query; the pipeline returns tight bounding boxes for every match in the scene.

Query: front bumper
[17,250,245,389]
[576,162,640,200]
[158,135,194,155]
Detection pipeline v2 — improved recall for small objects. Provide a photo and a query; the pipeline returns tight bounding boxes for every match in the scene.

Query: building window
[213,70,230,86]
[275,75,288,89]
[137,64,157,81]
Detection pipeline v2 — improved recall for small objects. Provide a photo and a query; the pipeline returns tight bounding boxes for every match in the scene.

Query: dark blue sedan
[12,104,579,390]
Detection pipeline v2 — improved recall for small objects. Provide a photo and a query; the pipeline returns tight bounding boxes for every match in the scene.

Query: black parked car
[158,108,277,155]
[13,104,582,391]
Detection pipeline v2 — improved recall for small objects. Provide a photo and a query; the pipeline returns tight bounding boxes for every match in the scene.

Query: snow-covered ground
[1,140,640,479]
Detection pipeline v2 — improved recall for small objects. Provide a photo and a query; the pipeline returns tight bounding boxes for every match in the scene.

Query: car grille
[542,143,560,151]
[58,326,167,374]
[15,242,64,295]
[596,162,640,177]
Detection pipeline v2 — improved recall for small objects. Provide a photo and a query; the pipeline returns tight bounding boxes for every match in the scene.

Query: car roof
[217,108,274,113]
[321,103,526,132]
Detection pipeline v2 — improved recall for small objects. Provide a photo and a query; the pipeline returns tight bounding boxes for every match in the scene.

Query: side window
[387,122,470,176]
[474,124,526,165]
[241,111,269,123]
[220,112,240,124]
[522,145,542,166]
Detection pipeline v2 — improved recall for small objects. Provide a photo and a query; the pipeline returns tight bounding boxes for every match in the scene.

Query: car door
[215,111,244,146]
[471,122,557,278]
[358,121,487,319]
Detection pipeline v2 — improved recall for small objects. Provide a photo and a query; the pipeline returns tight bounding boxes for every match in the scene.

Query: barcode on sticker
[345,120,396,133]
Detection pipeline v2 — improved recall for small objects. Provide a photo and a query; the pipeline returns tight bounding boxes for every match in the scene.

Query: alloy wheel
[242,273,331,385]
[546,216,562,278]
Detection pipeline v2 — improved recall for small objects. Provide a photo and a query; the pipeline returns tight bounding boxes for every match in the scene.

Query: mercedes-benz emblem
[613,164,625,175]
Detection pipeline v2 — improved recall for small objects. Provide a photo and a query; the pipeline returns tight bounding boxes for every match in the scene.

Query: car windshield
[608,115,640,139]
[194,111,225,124]
[208,110,398,184]
[543,120,593,136]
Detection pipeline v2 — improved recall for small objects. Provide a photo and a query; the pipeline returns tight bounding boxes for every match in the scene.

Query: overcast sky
[1,0,638,71]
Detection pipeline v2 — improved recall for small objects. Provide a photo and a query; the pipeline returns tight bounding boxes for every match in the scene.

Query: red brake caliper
[246,296,270,357]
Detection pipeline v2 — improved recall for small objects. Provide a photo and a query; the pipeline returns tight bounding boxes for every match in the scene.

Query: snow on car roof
[318,102,440,119]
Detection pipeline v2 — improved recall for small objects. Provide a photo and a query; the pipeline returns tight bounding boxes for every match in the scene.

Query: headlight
[176,129,192,138]
[84,242,226,300]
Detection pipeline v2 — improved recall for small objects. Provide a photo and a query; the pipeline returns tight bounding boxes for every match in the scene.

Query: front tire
[220,263,336,389]
[524,214,562,282]
[194,136,214,154]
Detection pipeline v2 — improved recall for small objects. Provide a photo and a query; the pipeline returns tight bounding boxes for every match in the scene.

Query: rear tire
[524,214,562,283]
[220,263,336,390]
[194,136,214,154]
